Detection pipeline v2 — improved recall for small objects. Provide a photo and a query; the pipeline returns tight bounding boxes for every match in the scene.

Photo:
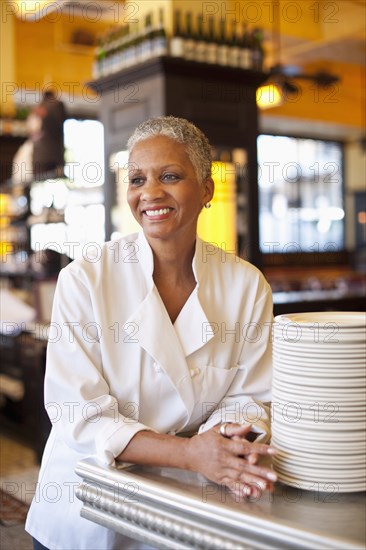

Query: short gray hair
[127,116,212,182]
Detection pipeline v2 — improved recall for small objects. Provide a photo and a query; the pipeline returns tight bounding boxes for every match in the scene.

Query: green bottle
[183,11,195,60]
[228,19,240,68]
[170,10,184,57]
[217,19,229,66]
[152,8,167,57]
[239,23,252,69]
[206,16,217,64]
[195,14,206,62]
[251,27,264,71]
[140,13,153,62]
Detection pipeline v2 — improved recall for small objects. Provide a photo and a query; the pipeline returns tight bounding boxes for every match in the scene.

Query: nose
[140,176,165,202]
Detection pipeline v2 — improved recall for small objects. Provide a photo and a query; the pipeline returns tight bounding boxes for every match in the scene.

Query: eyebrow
[128,165,184,177]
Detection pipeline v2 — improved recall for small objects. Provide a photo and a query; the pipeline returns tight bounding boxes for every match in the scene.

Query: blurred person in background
[30,89,67,180]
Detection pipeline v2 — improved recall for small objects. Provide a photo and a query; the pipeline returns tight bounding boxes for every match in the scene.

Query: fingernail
[243,486,252,497]
[267,447,277,455]
[267,472,277,482]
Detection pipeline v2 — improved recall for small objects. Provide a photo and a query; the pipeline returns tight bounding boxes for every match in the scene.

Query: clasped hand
[187,423,277,499]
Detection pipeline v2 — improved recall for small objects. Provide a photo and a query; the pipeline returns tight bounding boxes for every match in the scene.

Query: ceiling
[14,1,365,67]
[12,0,365,140]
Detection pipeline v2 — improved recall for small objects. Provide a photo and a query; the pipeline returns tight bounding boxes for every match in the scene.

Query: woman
[26,116,276,550]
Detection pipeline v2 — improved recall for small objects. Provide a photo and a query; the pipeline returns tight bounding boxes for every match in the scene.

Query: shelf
[88,56,268,93]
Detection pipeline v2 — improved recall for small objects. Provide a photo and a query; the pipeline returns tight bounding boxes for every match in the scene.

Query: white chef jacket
[26,232,273,550]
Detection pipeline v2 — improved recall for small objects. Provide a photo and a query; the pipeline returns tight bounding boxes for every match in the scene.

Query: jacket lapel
[126,233,214,422]
[173,287,214,357]
[126,286,196,419]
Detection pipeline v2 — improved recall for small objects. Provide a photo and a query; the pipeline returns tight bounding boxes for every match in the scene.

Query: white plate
[271,434,366,453]
[274,311,366,327]
[272,402,366,422]
[275,471,366,492]
[273,370,366,388]
[273,327,365,344]
[274,448,366,466]
[272,382,366,398]
[273,360,366,377]
[272,414,366,432]
[274,467,366,489]
[272,434,366,450]
[273,461,366,481]
[273,367,366,382]
[272,341,366,353]
[271,438,365,454]
[273,343,366,354]
[273,352,366,365]
[271,405,366,424]
[275,457,366,471]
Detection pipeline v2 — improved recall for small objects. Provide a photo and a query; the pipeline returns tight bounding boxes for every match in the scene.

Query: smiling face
[127,135,214,244]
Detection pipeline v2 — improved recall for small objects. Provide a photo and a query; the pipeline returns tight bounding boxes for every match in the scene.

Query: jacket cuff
[95,422,157,466]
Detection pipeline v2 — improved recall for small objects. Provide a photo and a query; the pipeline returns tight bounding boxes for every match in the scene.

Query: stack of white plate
[271,311,366,492]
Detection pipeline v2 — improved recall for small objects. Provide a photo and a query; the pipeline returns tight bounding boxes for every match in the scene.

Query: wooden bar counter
[75,457,365,550]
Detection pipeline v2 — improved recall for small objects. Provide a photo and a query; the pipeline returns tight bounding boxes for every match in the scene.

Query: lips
[143,207,173,217]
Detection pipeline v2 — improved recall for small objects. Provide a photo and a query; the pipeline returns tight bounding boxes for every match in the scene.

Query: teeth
[145,208,171,217]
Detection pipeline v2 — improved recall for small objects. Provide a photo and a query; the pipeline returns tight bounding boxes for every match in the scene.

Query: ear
[202,176,214,204]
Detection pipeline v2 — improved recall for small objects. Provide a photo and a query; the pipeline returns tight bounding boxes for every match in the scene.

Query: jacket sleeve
[44,265,155,465]
[198,285,273,443]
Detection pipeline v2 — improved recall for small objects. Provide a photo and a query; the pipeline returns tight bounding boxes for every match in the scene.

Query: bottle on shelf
[152,8,168,57]
[183,11,195,60]
[109,29,121,74]
[101,31,113,76]
[239,23,252,69]
[251,27,265,71]
[228,19,240,68]
[93,36,106,78]
[126,23,141,68]
[134,13,153,63]
[195,14,206,63]
[217,19,229,66]
[206,16,218,64]
[170,10,184,57]
[114,26,129,72]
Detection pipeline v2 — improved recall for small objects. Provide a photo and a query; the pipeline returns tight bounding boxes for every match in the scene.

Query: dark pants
[32,538,49,550]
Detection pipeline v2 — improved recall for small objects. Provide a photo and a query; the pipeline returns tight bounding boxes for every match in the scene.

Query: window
[257,135,344,256]
[30,119,105,259]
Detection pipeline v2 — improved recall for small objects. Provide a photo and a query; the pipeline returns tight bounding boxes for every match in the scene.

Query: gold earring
[204,202,211,209]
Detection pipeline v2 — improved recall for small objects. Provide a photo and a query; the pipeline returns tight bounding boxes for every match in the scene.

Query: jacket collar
[126,233,214,421]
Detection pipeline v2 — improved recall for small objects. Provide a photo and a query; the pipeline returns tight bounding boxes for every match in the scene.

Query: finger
[223,423,252,438]
[245,461,278,483]
[222,472,271,498]
[221,472,257,499]
[247,452,259,465]
[230,437,276,458]
[238,469,274,489]
[220,452,277,485]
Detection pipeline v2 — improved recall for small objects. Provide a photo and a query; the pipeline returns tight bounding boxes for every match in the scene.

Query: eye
[129,176,144,186]
[161,173,180,182]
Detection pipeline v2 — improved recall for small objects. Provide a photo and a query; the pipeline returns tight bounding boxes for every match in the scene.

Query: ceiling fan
[260,0,341,102]
[267,63,340,96]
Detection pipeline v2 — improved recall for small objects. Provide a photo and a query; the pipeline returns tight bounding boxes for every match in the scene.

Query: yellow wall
[1,0,364,134]
[264,61,364,129]
[1,0,16,116]
[13,14,111,96]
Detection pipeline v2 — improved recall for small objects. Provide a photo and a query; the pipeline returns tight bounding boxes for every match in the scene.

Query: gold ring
[219,422,229,437]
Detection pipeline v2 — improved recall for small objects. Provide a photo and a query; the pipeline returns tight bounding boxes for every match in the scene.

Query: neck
[146,234,197,285]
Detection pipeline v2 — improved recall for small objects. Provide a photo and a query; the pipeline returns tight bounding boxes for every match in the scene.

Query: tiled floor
[0,431,40,500]
[1,431,39,479]
[0,431,40,550]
